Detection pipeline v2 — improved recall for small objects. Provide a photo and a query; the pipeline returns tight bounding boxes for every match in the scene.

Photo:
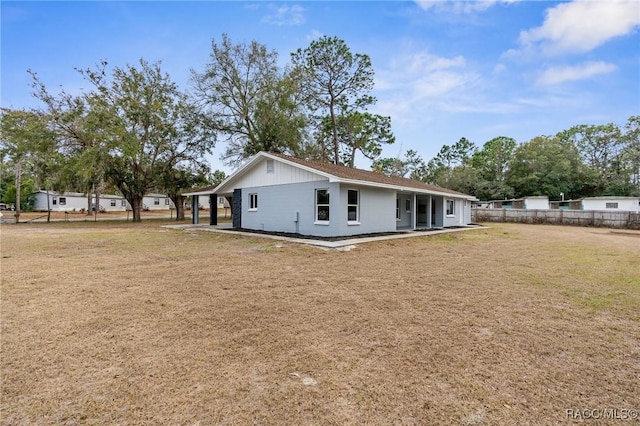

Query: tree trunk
[130,196,143,222]
[94,182,101,222]
[14,161,21,223]
[46,187,51,223]
[87,186,93,215]
[329,103,340,164]
[169,194,185,220]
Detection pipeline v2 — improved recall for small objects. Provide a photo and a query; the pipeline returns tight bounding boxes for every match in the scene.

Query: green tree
[471,136,516,200]
[371,149,427,180]
[507,136,585,199]
[331,111,395,167]
[191,34,305,166]
[0,108,57,220]
[558,123,622,194]
[291,36,381,165]
[35,59,215,222]
[31,71,108,213]
[620,116,640,195]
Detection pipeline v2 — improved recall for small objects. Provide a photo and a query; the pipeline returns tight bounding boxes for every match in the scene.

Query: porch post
[412,193,417,230]
[191,195,199,224]
[209,194,217,226]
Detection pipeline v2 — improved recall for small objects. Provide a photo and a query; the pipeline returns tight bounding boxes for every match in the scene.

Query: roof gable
[186,152,474,199]
[268,152,472,198]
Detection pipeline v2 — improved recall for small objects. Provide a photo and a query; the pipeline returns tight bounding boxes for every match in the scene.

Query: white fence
[471,208,640,230]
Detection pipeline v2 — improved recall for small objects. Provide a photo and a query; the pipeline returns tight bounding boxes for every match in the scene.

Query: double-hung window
[59,197,66,206]
[446,199,455,216]
[347,190,359,223]
[154,198,160,205]
[316,189,330,222]
[110,200,116,207]
[249,193,258,211]
[605,202,618,209]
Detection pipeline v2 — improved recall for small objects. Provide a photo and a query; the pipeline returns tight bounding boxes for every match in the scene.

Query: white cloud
[415,0,521,14]
[519,0,640,55]
[536,61,618,86]
[374,50,481,122]
[261,4,305,26]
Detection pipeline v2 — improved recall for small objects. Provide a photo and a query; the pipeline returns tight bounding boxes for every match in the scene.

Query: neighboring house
[549,200,582,210]
[33,190,177,212]
[184,151,476,237]
[580,196,640,212]
[32,190,130,212]
[487,196,550,210]
[471,201,492,209]
[142,194,176,211]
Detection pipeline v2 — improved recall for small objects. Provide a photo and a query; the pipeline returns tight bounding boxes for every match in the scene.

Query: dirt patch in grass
[1,222,638,425]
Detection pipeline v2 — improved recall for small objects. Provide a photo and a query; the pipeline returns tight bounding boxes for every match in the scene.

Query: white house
[142,194,176,211]
[33,190,177,212]
[184,151,476,237]
[580,197,640,212]
[32,190,129,212]
[485,196,550,210]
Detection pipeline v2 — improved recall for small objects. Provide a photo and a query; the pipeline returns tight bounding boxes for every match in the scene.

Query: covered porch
[396,192,458,231]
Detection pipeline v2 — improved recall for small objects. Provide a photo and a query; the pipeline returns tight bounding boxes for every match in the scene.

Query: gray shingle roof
[269,152,470,197]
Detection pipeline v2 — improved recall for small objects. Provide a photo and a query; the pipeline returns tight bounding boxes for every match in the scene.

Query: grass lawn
[1,222,638,425]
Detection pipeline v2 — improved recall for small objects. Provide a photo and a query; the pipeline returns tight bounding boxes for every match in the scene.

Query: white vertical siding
[232,158,327,189]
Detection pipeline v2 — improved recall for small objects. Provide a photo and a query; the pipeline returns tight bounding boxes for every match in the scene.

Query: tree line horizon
[1,34,638,222]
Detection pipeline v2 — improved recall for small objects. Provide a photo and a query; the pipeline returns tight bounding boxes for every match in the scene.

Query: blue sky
[2,0,639,172]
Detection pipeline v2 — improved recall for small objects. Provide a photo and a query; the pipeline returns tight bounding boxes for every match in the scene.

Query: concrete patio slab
[163,223,485,248]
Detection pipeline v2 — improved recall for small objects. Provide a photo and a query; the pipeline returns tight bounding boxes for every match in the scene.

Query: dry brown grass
[1,222,638,425]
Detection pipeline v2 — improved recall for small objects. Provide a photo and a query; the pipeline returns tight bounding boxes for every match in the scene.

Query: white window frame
[446,199,455,216]
[315,189,330,224]
[266,159,275,174]
[249,193,258,211]
[605,202,618,209]
[347,189,359,225]
[59,197,66,206]
[165,198,170,205]
[121,200,127,207]
[154,198,160,205]
[52,198,57,205]
[110,199,116,207]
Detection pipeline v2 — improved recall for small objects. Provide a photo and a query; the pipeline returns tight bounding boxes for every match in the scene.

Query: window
[249,193,258,210]
[316,189,330,222]
[405,199,411,212]
[219,196,225,205]
[605,202,618,209]
[446,200,455,216]
[266,159,275,174]
[121,200,127,207]
[52,198,57,205]
[110,200,116,207]
[154,198,160,205]
[396,198,400,220]
[347,189,359,223]
[59,197,66,206]
[165,198,170,205]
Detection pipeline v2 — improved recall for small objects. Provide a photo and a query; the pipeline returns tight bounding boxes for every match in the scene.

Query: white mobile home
[580,197,640,212]
[185,152,476,237]
[32,190,129,212]
[488,196,549,210]
[142,194,175,211]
